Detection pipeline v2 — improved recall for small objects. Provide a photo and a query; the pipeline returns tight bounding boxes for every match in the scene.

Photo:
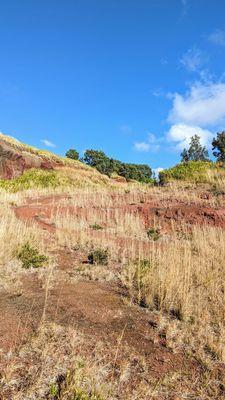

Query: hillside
[0,133,125,190]
[0,134,225,399]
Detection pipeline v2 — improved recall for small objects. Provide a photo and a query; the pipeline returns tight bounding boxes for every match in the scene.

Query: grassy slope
[159,161,225,183]
[0,133,118,191]
[0,133,150,191]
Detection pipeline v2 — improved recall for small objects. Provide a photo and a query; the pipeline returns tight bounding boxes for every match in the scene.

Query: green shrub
[49,383,58,397]
[66,148,79,160]
[89,223,103,231]
[0,169,72,192]
[147,227,160,241]
[16,242,48,269]
[159,161,216,184]
[88,248,109,265]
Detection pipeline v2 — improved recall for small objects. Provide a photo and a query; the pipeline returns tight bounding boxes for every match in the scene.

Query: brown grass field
[0,136,225,399]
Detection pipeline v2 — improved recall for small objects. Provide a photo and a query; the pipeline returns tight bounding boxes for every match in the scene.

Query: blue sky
[1,0,225,171]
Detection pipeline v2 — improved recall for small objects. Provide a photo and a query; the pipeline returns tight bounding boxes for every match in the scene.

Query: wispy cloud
[181,0,188,16]
[120,125,133,134]
[134,133,160,152]
[180,47,207,72]
[161,58,168,66]
[152,88,164,97]
[41,139,56,148]
[208,29,225,46]
[134,141,150,152]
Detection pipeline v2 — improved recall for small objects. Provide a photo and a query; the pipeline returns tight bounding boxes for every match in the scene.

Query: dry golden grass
[0,179,225,398]
[0,191,51,292]
[44,187,225,367]
[121,225,225,365]
[1,322,223,400]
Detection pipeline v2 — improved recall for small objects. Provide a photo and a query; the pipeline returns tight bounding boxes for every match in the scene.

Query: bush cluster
[82,150,153,183]
[16,241,48,269]
[159,161,218,184]
[88,247,109,265]
[147,227,160,241]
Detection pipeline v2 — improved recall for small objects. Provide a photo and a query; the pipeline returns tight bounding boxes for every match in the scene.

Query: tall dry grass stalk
[0,193,49,292]
[122,225,225,362]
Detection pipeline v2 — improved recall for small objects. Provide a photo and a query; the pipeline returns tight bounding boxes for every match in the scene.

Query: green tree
[212,131,225,162]
[65,149,79,160]
[180,135,209,162]
[82,149,152,183]
[83,150,111,175]
[180,148,189,163]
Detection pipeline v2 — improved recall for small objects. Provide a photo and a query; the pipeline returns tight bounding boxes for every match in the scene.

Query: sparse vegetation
[88,247,109,265]
[16,241,48,269]
[89,223,103,230]
[147,227,160,241]
[123,259,153,306]
[51,368,105,400]
[1,133,225,399]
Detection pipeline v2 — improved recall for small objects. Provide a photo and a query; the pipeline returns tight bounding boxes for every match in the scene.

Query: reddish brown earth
[0,137,63,179]
[14,193,225,233]
[0,274,195,379]
[1,192,225,398]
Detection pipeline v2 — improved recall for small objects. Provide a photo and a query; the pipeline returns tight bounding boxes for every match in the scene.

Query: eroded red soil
[1,191,225,398]
[14,193,225,234]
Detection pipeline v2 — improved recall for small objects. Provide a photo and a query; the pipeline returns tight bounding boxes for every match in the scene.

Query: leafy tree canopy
[83,149,152,183]
[66,149,79,160]
[180,135,209,162]
[212,131,225,162]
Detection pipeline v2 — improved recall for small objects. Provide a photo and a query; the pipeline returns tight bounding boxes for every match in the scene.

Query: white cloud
[180,47,206,72]
[168,82,225,127]
[208,29,225,46]
[167,123,213,150]
[153,167,164,177]
[134,133,160,152]
[41,139,56,148]
[134,141,150,152]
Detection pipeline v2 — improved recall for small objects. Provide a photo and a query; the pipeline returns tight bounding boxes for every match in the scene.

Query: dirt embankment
[14,193,225,233]
[0,137,63,179]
